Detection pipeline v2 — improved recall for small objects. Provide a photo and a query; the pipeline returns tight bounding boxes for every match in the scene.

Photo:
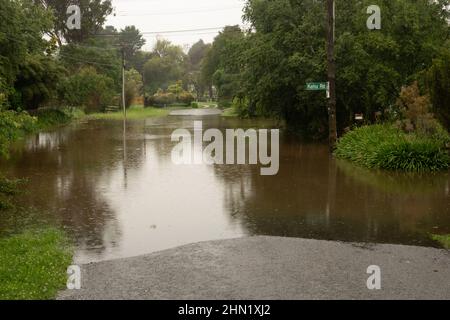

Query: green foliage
[231,96,250,118]
[0,110,37,158]
[124,68,143,108]
[119,26,146,62]
[59,41,121,89]
[188,40,210,69]
[0,0,54,107]
[0,176,23,211]
[236,0,450,136]
[36,109,72,128]
[394,81,442,136]
[41,0,113,45]
[426,49,450,130]
[143,40,186,95]
[0,228,72,300]
[0,108,73,159]
[221,108,239,118]
[186,40,211,99]
[148,91,176,107]
[0,93,7,110]
[60,67,114,113]
[178,92,195,105]
[190,102,199,109]
[335,124,450,171]
[149,81,195,106]
[86,106,169,120]
[431,234,450,249]
[12,54,65,110]
[201,26,245,106]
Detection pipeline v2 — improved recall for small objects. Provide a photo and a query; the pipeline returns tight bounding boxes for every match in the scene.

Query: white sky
[106,0,246,50]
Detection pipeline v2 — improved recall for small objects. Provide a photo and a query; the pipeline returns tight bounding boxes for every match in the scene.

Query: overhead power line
[114,5,242,17]
[95,26,245,36]
[58,53,119,67]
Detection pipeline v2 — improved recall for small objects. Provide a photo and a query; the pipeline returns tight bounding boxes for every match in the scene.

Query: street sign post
[305,82,328,91]
[306,82,330,99]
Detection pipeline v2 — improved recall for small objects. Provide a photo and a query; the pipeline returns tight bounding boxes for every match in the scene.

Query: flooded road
[1,112,449,263]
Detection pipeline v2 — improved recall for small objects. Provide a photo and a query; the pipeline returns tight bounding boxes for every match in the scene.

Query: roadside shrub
[148,92,176,107]
[124,69,143,109]
[36,109,72,128]
[0,110,37,158]
[395,82,441,136]
[231,97,250,118]
[148,88,195,107]
[218,98,232,109]
[190,102,199,109]
[60,67,114,113]
[374,139,449,171]
[336,124,450,172]
[178,92,195,105]
[431,234,450,249]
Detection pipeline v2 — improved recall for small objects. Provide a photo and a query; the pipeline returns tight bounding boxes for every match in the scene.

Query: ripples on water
[0,114,449,263]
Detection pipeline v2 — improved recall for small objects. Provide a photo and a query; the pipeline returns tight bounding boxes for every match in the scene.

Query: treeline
[1,0,449,139]
[1,0,117,112]
[0,0,209,114]
[201,0,450,138]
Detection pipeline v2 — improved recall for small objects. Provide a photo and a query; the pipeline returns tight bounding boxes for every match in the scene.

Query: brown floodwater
[1,112,449,263]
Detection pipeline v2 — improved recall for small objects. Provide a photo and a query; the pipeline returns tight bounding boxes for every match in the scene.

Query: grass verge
[85,106,170,120]
[0,228,72,300]
[431,234,450,249]
[335,124,450,172]
[221,108,239,117]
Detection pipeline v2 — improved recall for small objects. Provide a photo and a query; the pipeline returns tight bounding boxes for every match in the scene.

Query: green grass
[197,101,218,109]
[86,105,170,120]
[221,107,239,117]
[335,124,450,172]
[431,234,450,249]
[0,228,72,300]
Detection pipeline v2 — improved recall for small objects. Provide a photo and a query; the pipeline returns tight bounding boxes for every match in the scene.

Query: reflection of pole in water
[326,155,337,228]
[123,116,128,189]
[143,120,147,157]
[121,47,128,189]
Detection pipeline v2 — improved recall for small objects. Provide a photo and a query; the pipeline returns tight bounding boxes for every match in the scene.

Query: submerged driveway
[58,236,450,300]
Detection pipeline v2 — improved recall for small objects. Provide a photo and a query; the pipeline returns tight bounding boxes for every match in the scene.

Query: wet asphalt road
[58,236,450,300]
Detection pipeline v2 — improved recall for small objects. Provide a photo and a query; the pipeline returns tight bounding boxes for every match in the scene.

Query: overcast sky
[106,0,246,50]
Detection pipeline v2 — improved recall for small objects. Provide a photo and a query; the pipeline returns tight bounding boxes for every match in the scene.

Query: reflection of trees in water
[0,121,147,255]
[213,141,450,247]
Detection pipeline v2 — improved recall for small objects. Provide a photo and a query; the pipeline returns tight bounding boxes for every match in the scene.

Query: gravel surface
[58,236,450,300]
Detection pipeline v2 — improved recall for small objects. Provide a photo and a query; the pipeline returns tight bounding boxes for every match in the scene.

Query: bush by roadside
[336,82,450,172]
[335,124,449,172]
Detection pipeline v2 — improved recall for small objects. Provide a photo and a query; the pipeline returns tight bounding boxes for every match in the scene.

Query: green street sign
[306,82,328,91]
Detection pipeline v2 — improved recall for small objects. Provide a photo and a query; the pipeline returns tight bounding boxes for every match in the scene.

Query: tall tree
[0,0,55,109]
[143,40,186,94]
[201,26,245,106]
[186,40,211,99]
[238,0,450,137]
[119,26,146,63]
[36,0,113,45]
[426,48,450,130]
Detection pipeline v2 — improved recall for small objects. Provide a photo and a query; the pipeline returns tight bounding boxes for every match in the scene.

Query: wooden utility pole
[326,0,337,151]
[121,48,126,118]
